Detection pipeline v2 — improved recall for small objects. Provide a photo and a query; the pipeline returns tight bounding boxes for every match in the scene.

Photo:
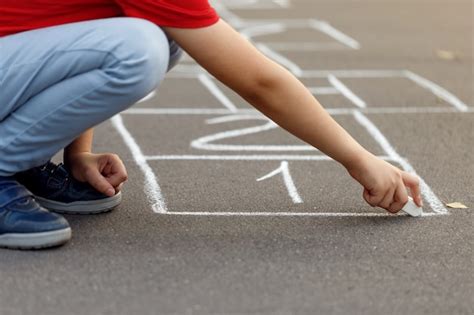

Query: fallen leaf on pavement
[446,202,468,209]
[436,50,459,61]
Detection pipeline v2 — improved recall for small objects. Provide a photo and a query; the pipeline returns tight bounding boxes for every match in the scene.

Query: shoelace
[39,162,70,181]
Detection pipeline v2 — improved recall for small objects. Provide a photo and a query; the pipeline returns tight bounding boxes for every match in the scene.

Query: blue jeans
[0,18,181,176]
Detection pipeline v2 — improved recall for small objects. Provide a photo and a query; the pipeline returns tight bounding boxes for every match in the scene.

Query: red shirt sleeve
[114,0,219,28]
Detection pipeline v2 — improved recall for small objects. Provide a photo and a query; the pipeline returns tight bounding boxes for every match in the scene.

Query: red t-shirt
[0,0,219,37]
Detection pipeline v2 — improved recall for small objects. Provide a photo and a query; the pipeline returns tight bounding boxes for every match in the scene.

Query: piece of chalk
[402,196,423,217]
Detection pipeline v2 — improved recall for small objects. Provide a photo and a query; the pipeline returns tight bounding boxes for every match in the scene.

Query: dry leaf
[446,202,468,209]
[436,50,458,61]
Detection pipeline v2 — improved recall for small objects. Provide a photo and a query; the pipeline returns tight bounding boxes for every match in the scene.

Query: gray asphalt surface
[0,1,472,314]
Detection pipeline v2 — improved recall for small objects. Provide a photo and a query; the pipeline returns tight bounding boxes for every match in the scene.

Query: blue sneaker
[15,161,122,215]
[0,177,71,249]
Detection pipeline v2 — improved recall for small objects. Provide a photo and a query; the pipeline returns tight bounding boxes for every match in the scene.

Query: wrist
[64,129,94,164]
[63,150,91,167]
[341,148,374,174]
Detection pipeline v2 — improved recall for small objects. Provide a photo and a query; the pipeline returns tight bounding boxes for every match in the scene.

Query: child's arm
[164,20,422,213]
[64,129,94,162]
[64,129,128,196]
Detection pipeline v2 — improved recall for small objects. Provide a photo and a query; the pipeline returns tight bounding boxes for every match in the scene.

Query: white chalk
[402,196,423,217]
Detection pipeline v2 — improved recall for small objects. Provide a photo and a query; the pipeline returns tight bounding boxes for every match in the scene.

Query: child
[0,0,422,249]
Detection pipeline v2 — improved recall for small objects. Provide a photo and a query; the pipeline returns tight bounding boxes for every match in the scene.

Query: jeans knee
[106,18,170,105]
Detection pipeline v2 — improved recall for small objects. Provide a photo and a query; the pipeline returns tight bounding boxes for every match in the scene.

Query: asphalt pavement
[0,1,472,314]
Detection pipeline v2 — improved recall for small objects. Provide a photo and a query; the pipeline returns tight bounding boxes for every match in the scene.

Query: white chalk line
[353,111,448,214]
[111,115,168,214]
[308,87,339,95]
[310,20,361,50]
[191,115,315,151]
[245,22,359,76]
[230,18,349,28]
[241,19,317,28]
[404,71,470,112]
[301,70,407,78]
[137,90,156,103]
[238,18,359,50]
[163,211,448,217]
[328,74,367,108]
[240,23,287,40]
[197,73,238,112]
[205,114,264,124]
[215,16,324,30]
[125,106,472,116]
[169,64,204,76]
[273,0,291,8]
[223,0,291,9]
[126,108,246,115]
[265,42,349,51]
[144,154,395,161]
[210,0,245,28]
[257,161,303,203]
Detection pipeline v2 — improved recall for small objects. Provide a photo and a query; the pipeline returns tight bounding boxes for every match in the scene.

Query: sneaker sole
[0,228,72,250]
[35,192,122,215]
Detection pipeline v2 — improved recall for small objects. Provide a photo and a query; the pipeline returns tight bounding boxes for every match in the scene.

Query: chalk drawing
[191,115,315,151]
[257,161,303,203]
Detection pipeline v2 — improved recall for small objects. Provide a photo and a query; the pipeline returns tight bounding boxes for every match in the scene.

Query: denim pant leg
[0,18,175,176]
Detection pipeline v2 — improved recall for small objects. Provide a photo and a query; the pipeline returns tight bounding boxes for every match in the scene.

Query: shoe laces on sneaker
[38,162,70,182]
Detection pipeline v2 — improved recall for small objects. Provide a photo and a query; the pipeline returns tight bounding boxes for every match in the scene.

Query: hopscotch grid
[116,1,465,217]
[127,73,463,215]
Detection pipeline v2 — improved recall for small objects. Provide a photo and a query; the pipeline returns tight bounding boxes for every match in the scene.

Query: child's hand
[66,152,128,197]
[347,153,423,213]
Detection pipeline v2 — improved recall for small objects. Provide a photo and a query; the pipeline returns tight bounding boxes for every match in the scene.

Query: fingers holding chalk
[401,196,423,217]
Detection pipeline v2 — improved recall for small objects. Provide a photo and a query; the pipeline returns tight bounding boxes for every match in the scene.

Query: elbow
[239,70,283,107]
